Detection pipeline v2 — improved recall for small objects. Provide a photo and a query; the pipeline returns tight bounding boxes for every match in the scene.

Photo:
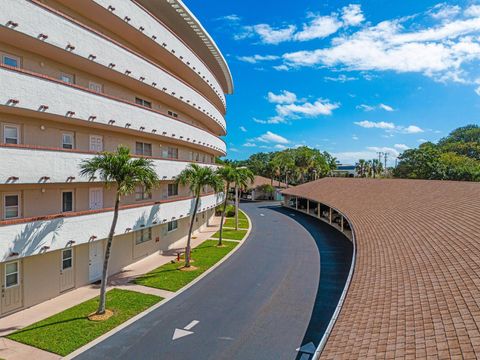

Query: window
[168,183,178,197]
[3,125,19,144]
[62,249,73,270]
[60,73,74,84]
[135,97,152,108]
[167,220,178,232]
[4,194,19,219]
[5,262,19,288]
[62,191,74,212]
[135,227,152,244]
[62,132,74,149]
[135,142,152,156]
[162,146,178,159]
[2,54,20,68]
[89,81,103,93]
[135,186,152,201]
[167,110,178,118]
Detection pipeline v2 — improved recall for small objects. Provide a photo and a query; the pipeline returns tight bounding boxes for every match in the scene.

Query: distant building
[242,176,287,201]
[331,164,357,177]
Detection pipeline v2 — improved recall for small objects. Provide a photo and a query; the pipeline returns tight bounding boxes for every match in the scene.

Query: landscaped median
[5,210,251,357]
[6,289,161,356]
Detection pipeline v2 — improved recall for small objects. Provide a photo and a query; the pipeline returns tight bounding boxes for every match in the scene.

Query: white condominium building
[0,0,232,316]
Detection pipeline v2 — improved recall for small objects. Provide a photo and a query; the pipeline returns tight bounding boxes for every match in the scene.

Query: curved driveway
[74,202,352,360]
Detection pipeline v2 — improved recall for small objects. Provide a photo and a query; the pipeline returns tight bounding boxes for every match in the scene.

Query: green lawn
[224,218,249,229]
[134,240,238,291]
[211,229,248,240]
[7,289,161,356]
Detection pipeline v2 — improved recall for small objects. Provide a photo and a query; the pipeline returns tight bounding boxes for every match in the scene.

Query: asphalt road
[75,202,353,360]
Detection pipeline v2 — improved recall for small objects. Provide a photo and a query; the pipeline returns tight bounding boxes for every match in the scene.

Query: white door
[89,241,104,282]
[60,249,75,292]
[1,260,23,315]
[89,135,103,152]
[89,188,103,210]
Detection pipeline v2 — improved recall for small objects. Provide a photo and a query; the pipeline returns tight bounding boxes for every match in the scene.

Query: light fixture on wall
[40,125,46,130]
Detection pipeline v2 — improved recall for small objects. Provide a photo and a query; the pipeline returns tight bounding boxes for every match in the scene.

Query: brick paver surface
[284,178,480,359]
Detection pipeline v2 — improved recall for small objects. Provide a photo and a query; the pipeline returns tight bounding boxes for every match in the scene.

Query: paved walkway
[0,217,222,360]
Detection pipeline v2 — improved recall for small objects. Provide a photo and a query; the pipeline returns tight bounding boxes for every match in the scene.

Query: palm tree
[356,159,367,177]
[80,146,159,315]
[177,164,223,267]
[216,165,236,247]
[233,167,254,230]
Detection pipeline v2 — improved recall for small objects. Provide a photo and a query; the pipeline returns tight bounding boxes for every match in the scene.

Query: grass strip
[7,289,161,356]
[134,240,238,292]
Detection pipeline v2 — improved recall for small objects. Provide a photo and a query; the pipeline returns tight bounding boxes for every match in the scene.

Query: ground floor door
[1,260,23,315]
[89,241,104,283]
[60,249,75,292]
[89,188,103,210]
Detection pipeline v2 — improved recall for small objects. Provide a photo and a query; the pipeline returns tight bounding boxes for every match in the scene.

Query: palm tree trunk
[185,194,200,267]
[234,185,239,231]
[96,191,120,315]
[218,182,229,247]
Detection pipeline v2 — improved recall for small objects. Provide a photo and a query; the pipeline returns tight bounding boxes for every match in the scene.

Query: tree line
[220,146,337,186]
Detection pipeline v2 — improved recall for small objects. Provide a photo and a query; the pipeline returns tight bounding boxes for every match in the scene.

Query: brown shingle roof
[283,178,480,358]
[250,175,287,189]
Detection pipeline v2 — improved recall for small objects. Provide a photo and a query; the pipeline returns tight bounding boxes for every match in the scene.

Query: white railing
[0,68,226,154]
[0,0,226,132]
[0,192,224,261]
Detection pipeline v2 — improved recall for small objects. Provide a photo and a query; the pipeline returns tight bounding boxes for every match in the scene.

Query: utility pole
[376,152,383,178]
[384,152,388,176]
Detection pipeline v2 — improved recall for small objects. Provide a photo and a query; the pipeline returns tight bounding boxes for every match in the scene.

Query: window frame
[1,53,20,68]
[61,190,74,213]
[135,97,152,109]
[62,132,75,150]
[135,186,152,201]
[5,261,19,289]
[3,124,20,144]
[88,81,103,93]
[61,249,73,270]
[60,73,74,84]
[167,220,178,233]
[135,227,152,245]
[135,142,152,156]
[167,183,179,197]
[4,193,20,220]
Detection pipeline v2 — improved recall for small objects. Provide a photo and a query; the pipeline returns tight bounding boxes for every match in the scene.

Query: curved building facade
[0,0,232,316]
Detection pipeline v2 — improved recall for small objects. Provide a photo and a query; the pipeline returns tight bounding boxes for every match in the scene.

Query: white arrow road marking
[296,342,316,354]
[260,213,265,217]
[184,320,199,330]
[172,328,193,340]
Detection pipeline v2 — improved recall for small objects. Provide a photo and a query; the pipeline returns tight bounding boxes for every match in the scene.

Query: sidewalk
[0,216,221,359]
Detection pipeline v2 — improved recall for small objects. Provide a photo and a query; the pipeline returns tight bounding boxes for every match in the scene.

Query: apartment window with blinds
[62,132,74,149]
[167,220,178,232]
[3,125,19,144]
[135,142,152,156]
[135,97,152,108]
[135,186,152,201]
[135,227,152,244]
[162,146,178,159]
[60,73,74,84]
[168,183,178,197]
[4,194,19,219]
[2,53,20,68]
[62,191,74,212]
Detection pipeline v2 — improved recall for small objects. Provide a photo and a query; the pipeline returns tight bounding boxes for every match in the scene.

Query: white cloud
[341,4,365,26]
[243,142,257,147]
[402,125,424,134]
[356,104,376,112]
[276,99,339,118]
[352,135,359,140]
[267,90,298,104]
[394,143,410,150]
[366,146,400,157]
[354,120,396,129]
[273,64,290,71]
[274,144,287,149]
[475,86,480,96]
[417,138,428,143]
[219,14,241,22]
[255,131,290,144]
[294,14,342,41]
[237,54,280,64]
[324,74,357,82]
[429,3,461,20]
[465,5,480,18]
[379,103,395,111]
[242,24,297,44]
[239,126,247,132]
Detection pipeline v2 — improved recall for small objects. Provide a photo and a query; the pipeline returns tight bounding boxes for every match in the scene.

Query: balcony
[0,145,217,185]
[0,0,226,134]
[0,67,226,155]
[0,193,224,261]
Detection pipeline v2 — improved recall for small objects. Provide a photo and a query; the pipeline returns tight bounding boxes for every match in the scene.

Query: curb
[65,210,253,359]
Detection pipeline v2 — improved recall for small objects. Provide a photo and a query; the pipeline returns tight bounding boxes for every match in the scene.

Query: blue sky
[185,0,480,164]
